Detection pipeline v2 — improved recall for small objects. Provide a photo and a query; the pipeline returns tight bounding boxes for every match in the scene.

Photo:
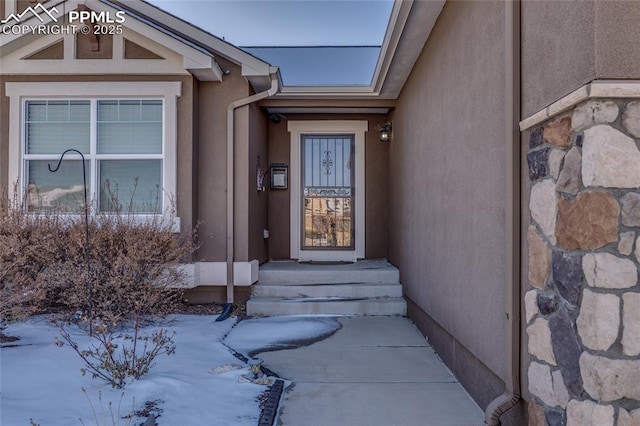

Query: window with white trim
[6,81,180,220]
[24,99,164,213]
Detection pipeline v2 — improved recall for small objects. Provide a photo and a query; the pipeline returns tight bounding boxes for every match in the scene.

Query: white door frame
[288,120,367,262]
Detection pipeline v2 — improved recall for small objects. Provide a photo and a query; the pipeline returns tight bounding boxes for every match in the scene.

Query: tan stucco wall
[248,103,269,263]
[389,0,507,388]
[0,74,196,236]
[16,0,45,14]
[196,58,251,262]
[594,1,640,79]
[232,102,269,263]
[521,1,640,119]
[267,116,290,259]
[267,113,389,260]
[521,1,595,118]
[25,40,64,60]
[76,34,114,60]
[234,105,250,261]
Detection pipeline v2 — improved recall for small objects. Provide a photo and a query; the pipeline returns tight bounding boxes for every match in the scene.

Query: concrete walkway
[257,316,484,426]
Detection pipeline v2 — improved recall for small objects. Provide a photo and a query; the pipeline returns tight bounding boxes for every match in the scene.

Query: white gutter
[225,75,280,304]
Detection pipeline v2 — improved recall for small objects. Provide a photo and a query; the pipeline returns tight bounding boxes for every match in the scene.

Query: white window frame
[6,81,181,222]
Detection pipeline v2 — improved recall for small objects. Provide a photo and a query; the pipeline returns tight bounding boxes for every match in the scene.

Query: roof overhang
[259,97,395,116]
[265,107,391,115]
[0,0,279,89]
[111,0,279,91]
[273,0,445,100]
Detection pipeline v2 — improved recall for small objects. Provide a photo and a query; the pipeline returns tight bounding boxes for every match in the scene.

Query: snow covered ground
[0,314,340,425]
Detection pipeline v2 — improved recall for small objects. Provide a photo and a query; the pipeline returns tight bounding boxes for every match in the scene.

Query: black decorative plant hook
[48,149,93,335]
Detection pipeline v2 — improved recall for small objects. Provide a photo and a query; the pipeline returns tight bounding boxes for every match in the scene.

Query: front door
[288,120,367,262]
[302,135,354,251]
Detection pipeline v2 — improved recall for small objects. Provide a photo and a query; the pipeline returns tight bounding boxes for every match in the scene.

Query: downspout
[485,0,521,424]
[218,75,279,321]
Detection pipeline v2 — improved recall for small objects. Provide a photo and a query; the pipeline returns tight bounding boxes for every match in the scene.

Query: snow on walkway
[0,314,341,425]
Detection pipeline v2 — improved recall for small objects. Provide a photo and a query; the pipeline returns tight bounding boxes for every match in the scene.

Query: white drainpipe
[225,76,280,305]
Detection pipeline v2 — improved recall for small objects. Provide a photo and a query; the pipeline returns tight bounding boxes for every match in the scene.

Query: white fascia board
[370,0,414,92]
[183,55,222,82]
[375,0,445,97]
[276,85,378,99]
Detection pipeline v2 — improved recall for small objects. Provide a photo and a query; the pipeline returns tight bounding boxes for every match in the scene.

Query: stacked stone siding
[526,99,640,426]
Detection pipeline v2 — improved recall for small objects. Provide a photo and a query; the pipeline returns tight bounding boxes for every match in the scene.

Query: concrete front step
[246,297,407,316]
[248,260,406,317]
[258,260,399,285]
[252,282,404,299]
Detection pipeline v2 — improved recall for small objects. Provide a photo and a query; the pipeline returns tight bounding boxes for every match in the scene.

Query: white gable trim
[1,32,191,75]
[0,0,222,81]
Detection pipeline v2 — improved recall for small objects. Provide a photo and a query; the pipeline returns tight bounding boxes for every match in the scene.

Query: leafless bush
[57,319,176,388]
[51,211,196,325]
[1,185,197,328]
[0,188,61,325]
[78,388,135,426]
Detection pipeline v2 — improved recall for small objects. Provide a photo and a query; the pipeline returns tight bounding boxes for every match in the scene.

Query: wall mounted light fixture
[269,113,286,124]
[377,122,392,142]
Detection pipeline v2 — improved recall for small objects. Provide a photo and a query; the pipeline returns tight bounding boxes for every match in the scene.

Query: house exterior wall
[520,1,596,119]
[195,58,250,262]
[521,1,640,119]
[594,2,640,79]
[388,0,519,418]
[248,102,269,263]
[267,113,389,260]
[234,105,250,262]
[231,102,270,264]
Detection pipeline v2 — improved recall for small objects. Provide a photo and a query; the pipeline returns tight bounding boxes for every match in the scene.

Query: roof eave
[117,0,274,87]
[269,0,444,99]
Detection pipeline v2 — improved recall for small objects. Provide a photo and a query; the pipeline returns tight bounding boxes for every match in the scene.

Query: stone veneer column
[525,93,640,426]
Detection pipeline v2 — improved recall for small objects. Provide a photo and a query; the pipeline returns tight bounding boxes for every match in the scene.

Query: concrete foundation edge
[406,297,527,426]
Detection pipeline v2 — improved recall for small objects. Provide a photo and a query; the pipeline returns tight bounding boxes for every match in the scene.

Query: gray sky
[145,0,394,47]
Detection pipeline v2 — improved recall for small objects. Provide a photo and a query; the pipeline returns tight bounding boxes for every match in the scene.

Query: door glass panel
[302,135,354,249]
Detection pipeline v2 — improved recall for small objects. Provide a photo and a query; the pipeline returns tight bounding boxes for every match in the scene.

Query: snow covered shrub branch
[58,318,176,388]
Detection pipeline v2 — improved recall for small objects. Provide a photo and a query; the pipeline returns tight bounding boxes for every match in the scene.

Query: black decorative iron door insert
[302,135,355,249]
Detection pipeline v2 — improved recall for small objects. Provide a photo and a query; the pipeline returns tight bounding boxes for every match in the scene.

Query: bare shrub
[79,388,135,426]
[1,185,197,327]
[0,189,62,324]
[50,211,196,325]
[57,319,176,388]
